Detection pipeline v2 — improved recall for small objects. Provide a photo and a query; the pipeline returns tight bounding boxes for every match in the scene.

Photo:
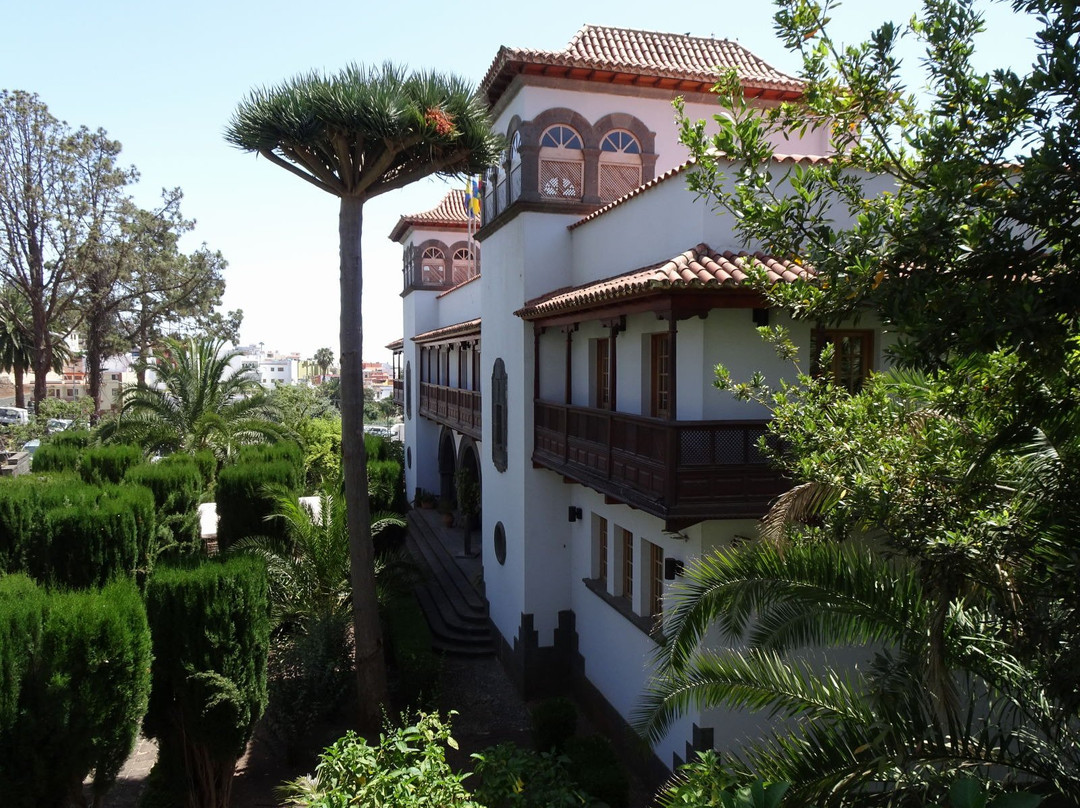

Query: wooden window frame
[595,337,611,410]
[619,527,633,600]
[647,541,663,619]
[650,332,671,418]
[812,328,874,393]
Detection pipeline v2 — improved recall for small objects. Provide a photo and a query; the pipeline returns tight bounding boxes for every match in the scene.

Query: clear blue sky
[1,1,1039,362]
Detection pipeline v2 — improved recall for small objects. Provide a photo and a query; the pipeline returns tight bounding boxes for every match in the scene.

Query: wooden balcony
[392,379,403,406]
[533,401,790,529]
[419,383,482,440]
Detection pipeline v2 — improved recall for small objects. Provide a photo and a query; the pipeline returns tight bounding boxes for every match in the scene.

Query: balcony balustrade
[392,379,403,406]
[533,400,789,527]
[419,382,482,439]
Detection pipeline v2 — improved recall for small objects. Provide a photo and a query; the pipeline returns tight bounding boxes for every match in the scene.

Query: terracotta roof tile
[386,338,404,351]
[412,318,482,344]
[481,25,804,105]
[389,190,471,242]
[515,244,812,319]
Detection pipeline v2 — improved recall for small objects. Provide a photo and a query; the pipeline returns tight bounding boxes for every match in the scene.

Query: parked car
[0,407,29,425]
[45,418,73,433]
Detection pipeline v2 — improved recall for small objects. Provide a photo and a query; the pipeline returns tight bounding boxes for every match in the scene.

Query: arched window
[421,246,445,284]
[598,130,642,202]
[539,125,584,199]
[508,131,522,202]
[404,361,412,419]
[483,164,499,222]
[452,247,476,284]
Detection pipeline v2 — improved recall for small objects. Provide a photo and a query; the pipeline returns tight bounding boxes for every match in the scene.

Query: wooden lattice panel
[540,159,584,198]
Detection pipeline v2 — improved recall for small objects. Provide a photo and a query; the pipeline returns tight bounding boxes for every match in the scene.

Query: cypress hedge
[216,454,300,551]
[0,475,156,587]
[127,459,204,553]
[50,429,92,449]
[0,575,152,808]
[143,556,269,808]
[80,444,143,485]
[30,442,82,474]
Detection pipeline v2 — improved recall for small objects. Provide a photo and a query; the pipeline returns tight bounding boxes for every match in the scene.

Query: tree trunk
[31,296,48,406]
[339,194,388,732]
[13,364,24,409]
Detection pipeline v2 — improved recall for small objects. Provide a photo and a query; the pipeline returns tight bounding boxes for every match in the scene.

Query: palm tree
[0,286,71,409]
[103,335,287,458]
[0,287,35,408]
[226,63,501,728]
[313,347,334,380]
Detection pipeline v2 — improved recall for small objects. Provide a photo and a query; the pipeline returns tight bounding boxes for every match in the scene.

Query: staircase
[406,510,493,656]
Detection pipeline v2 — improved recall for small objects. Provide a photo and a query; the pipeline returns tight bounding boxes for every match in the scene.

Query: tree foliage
[226,62,502,730]
[0,90,135,405]
[641,0,1080,803]
[102,335,287,458]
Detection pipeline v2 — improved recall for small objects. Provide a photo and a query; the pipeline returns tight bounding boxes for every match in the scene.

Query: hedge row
[215,442,303,551]
[126,459,204,552]
[143,557,269,808]
[0,475,156,588]
[0,575,151,807]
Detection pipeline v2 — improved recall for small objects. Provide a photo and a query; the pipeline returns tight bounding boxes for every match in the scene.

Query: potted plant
[418,489,436,509]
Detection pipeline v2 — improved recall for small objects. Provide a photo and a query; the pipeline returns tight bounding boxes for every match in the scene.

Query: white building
[392,25,893,775]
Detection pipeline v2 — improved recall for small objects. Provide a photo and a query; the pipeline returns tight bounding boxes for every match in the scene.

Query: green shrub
[385,592,439,710]
[0,575,152,808]
[564,734,629,808]
[30,441,81,474]
[368,457,404,513]
[0,475,155,587]
[142,556,269,808]
[80,444,143,485]
[279,713,479,807]
[237,440,303,476]
[472,742,593,808]
[50,428,92,449]
[263,615,352,762]
[530,696,578,753]
[216,460,298,551]
[127,460,203,553]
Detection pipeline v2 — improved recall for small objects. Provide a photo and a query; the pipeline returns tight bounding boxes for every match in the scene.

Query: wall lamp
[568,506,583,523]
[664,558,685,580]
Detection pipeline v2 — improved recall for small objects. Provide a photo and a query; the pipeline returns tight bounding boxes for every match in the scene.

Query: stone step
[407,513,488,620]
[406,512,493,656]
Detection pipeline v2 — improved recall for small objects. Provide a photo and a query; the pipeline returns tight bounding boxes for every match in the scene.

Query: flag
[464,176,481,219]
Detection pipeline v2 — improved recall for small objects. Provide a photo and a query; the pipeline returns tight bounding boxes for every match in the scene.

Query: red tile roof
[389,190,471,242]
[412,318,482,344]
[386,338,404,351]
[481,25,804,107]
[515,244,812,319]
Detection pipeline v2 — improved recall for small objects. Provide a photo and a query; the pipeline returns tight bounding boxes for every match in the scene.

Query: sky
[1,0,1040,363]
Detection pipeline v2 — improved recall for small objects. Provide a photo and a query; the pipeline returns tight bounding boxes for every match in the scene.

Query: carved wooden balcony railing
[533,401,789,528]
[392,379,403,406]
[419,383,482,440]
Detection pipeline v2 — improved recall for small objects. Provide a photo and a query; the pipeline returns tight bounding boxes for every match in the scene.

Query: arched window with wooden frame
[539,124,584,199]
[598,129,642,202]
[421,246,446,285]
[451,246,476,284]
